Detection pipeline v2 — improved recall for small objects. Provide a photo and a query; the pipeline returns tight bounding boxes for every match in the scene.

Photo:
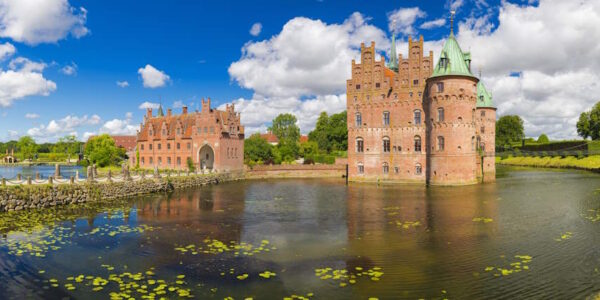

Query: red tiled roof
[260,132,279,143]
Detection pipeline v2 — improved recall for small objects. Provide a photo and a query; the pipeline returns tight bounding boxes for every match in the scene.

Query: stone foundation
[0,172,242,212]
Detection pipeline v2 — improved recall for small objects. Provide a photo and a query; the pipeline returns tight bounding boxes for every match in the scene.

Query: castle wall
[476,107,497,182]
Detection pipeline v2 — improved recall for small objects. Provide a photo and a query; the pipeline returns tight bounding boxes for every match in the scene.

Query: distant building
[3,148,16,163]
[346,19,496,185]
[86,135,136,151]
[134,98,245,171]
[258,131,309,145]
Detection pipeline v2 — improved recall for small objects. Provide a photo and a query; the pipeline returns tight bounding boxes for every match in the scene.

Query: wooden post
[345,164,349,185]
[70,176,75,184]
[17,174,21,181]
[1,178,5,186]
[35,172,40,180]
[48,176,53,185]
[27,176,32,185]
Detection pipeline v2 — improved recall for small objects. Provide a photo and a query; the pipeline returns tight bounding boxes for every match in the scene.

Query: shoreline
[495,155,600,172]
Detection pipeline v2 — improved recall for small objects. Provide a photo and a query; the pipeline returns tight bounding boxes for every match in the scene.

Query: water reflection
[0,167,599,299]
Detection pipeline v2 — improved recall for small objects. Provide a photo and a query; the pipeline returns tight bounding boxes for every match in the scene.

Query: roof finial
[387,20,399,71]
[450,10,456,36]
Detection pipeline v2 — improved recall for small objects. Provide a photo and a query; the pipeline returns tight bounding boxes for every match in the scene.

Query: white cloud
[0,42,15,60]
[229,12,388,99]
[116,80,129,88]
[387,7,426,36]
[450,0,465,11]
[83,131,95,140]
[172,100,184,108]
[250,22,262,36]
[99,113,137,136]
[25,113,39,119]
[125,112,133,119]
[453,0,600,139]
[27,114,101,141]
[60,62,77,75]
[138,101,159,110]
[0,57,56,107]
[420,18,446,29]
[137,64,170,88]
[0,0,89,45]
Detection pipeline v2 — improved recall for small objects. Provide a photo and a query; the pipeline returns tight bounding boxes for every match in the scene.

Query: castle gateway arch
[198,144,214,170]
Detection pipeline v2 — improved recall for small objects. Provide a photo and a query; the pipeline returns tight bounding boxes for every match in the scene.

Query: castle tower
[475,80,496,182]
[424,17,479,185]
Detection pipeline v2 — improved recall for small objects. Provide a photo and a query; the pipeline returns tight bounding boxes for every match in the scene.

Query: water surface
[0,165,84,180]
[0,166,599,299]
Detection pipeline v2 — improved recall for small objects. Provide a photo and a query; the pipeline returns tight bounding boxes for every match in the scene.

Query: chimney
[182,106,188,114]
[147,108,152,118]
[167,108,172,117]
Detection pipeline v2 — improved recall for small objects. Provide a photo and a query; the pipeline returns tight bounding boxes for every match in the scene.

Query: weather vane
[450,10,456,35]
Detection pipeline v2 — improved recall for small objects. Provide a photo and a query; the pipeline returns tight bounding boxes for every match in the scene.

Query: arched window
[481,142,486,152]
[383,136,390,152]
[437,136,445,151]
[415,163,422,175]
[357,162,364,174]
[437,82,444,93]
[355,112,362,127]
[356,137,364,153]
[471,136,475,151]
[414,136,422,152]
[383,162,389,174]
[481,126,485,134]
[383,111,390,126]
[477,136,482,150]
[437,107,445,122]
[414,110,422,125]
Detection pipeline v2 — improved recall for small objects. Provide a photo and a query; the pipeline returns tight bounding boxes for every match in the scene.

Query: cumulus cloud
[27,114,101,141]
[250,22,262,36]
[137,64,170,88]
[172,100,184,108]
[420,18,446,29]
[116,80,129,88]
[228,12,388,133]
[0,56,56,107]
[387,7,426,36]
[25,113,39,119]
[60,62,77,75]
[99,113,137,136]
[453,0,600,139]
[0,0,89,45]
[138,101,160,110]
[0,42,15,60]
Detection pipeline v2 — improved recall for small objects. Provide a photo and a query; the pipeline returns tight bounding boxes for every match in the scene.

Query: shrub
[303,158,315,165]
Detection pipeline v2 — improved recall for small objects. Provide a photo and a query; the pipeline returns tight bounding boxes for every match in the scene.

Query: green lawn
[496,155,600,170]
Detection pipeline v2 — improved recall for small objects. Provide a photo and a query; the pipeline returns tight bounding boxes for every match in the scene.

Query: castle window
[414,110,422,125]
[204,127,208,133]
[198,128,202,134]
[481,126,485,134]
[187,143,191,150]
[376,82,380,88]
[409,92,413,97]
[418,92,422,97]
[149,157,153,164]
[162,129,166,136]
[440,57,448,69]
[480,95,484,102]
[167,157,171,165]
[438,107,445,122]
[472,136,476,151]
[358,163,364,174]
[383,137,391,153]
[437,136,445,151]
[477,136,481,150]
[413,79,419,86]
[394,166,399,174]
[437,82,444,92]
[211,127,215,133]
[141,144,144,151]
[177,143,180,150]
[415,163,422,175]
[356,113,362,127]
[414,136,422,152]
[481,110,486,117]
[141,157,145,165]
[481,143,486,152]
[149,129,153,136]
[167,143,171,150]
[356,84,361,90]
[158,157,162,165]
[158,143,161,150]
[177,157,181,165]
[383,111,390,126]
[383,163,389,174]
[394,93,398,99]
[356,138,364,153]
[149,144,153,150]
[177,128,181,135]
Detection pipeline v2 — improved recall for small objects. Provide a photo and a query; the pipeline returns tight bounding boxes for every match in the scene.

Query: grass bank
[496,155,600,171]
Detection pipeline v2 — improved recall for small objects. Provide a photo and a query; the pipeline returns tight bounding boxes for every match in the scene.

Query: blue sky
[1,0,599,141]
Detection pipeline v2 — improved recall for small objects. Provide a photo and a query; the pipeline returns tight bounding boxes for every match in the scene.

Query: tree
[54,135,81,161]
[299,140,318,157]
[84,134,125,167]
[496,115,524,147]
[17,136,38,161]
[576,102,600,140]
[308,111,347,152]
[537,134,549,143]
[269,113,300,143]
[244,133,273,163]
[186,157,195,172]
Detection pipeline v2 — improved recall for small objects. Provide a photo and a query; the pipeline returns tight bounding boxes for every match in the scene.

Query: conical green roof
[476,81,495,108]
[157,104,164,117]
[430,34,476,79]
[386,34,398,71]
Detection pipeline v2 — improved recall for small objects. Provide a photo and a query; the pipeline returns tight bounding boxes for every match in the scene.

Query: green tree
[537,134,549,143]
[308,111,347,152]
[577,111,591,139]
[17,136,38,161]
[54,135,81,161]
[84,134,125,167]
[277,139,299,162]
[244,133,274,163]
[576,102,600,140]
[186,157,195,172]
[269,113,300,143]
[496,115,524,147]
[299,140,319,157]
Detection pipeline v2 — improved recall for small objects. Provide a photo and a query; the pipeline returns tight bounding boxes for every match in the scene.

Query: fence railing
[496,150,598,159]
[0,165,219,187]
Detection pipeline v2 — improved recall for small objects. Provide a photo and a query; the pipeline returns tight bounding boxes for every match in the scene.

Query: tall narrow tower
[424,11,479,185]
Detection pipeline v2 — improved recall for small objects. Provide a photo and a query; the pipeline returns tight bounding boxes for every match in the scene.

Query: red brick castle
[347,20,496,185]
[135,98,244,172]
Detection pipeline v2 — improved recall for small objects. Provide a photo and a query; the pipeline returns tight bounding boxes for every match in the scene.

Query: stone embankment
[245,164,346,179]
[0,172,241,212]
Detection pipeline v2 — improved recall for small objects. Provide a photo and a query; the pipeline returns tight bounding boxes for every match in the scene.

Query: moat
[0,166,599,299]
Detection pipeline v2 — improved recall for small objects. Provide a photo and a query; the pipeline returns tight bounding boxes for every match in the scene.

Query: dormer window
[440,57,448,69]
